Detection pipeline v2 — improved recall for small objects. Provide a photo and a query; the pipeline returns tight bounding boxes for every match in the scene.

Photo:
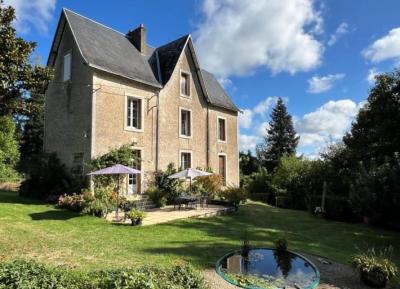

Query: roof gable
[154,35,189,85]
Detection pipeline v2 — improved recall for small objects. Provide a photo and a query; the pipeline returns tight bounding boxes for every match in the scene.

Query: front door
[127,150,141,195]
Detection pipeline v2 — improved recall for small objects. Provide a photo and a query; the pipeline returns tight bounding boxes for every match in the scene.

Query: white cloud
[327,22,348,46]
[295,99,363,148]
[195,0,324,77]
[239,134,261,151]
[238,109,253,129]
[257,121,270,137]
[253,96,279,115]
[3,0,56,33]
[363,27,400,63]
[239,96,279,129]
[367,68,381,85]
[307,73,345,94]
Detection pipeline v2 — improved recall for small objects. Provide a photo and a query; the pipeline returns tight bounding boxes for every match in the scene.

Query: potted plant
[351,247,398,288]
[274,238,288,251]
[127,209,146,226]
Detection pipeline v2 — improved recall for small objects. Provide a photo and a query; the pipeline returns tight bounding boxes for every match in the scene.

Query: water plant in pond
[223,272,285,289]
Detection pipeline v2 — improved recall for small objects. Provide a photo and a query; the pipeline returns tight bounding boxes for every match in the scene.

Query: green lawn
[0,190,399,271]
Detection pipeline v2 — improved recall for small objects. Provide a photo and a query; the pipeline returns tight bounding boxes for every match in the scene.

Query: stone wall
[44,24,93,174]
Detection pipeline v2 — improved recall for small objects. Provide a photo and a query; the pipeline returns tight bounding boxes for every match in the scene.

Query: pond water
[216,248,320,289]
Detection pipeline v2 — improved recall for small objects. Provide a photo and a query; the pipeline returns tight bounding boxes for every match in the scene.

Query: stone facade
[44,15,239,194]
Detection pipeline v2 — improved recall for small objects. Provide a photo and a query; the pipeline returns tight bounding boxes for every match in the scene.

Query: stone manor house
[44,8,240,195]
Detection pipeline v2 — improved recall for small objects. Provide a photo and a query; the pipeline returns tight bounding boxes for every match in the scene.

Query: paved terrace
[106,204,232,226]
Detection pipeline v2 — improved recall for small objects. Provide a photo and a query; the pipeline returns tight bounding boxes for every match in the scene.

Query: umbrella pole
[116,175,120,220]
[190,178,192,194]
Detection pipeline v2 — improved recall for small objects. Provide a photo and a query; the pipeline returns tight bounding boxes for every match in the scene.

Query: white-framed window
[127,149,142,195]
[180,151,192,170]
[179,107,192,137]
[218,154,227,186]
[126,96,143,131]
[180,70,191,97]
[217,116,227,142]
[63,51,72,82]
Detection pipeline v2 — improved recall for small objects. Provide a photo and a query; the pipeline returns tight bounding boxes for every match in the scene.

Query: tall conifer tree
[257,98,299,171]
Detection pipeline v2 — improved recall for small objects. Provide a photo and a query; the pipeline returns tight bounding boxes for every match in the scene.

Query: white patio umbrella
[87,164,141,220]
[168,168,211,193]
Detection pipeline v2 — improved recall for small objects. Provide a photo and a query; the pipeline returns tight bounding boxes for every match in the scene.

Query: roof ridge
[63,8,126,37]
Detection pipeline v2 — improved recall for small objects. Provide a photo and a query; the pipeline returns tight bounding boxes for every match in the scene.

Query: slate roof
[154,35,190,85]
[63,9,161,88]
[51,8,238,112]
[200,69,239,112]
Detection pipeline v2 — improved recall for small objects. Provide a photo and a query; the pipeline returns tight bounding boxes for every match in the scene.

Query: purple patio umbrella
[88,164,141,220]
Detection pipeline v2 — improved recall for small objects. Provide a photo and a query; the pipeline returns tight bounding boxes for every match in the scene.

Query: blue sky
[5,0,400,158]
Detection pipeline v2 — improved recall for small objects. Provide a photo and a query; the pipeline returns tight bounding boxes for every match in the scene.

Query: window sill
[125,127,144,133]
[180,94,191,99]
[179,134,192,139]
[217,139,227,143]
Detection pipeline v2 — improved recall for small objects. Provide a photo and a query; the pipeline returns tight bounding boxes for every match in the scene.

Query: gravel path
[203,253,371,289]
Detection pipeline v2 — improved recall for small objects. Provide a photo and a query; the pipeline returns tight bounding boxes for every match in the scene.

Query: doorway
[127,150,141,195]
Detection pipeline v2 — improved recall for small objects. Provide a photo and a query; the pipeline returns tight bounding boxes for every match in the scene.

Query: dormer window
[180,71,190,97]
[63,51,72,81]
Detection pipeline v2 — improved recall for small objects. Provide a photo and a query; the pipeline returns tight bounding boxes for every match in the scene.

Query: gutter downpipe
[206,104,210,169]
[156,90,160,171]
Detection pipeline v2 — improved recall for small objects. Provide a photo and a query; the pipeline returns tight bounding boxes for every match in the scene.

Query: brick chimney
[126,24,147,55]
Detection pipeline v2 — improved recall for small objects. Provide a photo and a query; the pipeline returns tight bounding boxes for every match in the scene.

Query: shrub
[0,260,83,289]
[145,186,166,207]
[90,143,140,190]
[57,193,85,212]
[127,209,146,226]
[94,188,117,210]
[352,247,398,288]
[245,167,273,195]
[19,153,77,199]
[82,199,108,218]
[193,173,222,200]
[218,186,247,208]
[153,163,183,204]
[57,189,114,218]
[0,116,20,182]
[272,156,325,211]
[0,260,208,289]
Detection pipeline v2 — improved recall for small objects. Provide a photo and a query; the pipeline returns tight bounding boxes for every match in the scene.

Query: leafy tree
[257,98,299,171]
[272,156,323,210]
[343,70,400,166]
[239,150,260,176]
[0,2,52,179]
[18,92,45,174]
[245,167,274,195]
[0,2,52,117]
[19,153,73,199]
[0,116,20,180]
